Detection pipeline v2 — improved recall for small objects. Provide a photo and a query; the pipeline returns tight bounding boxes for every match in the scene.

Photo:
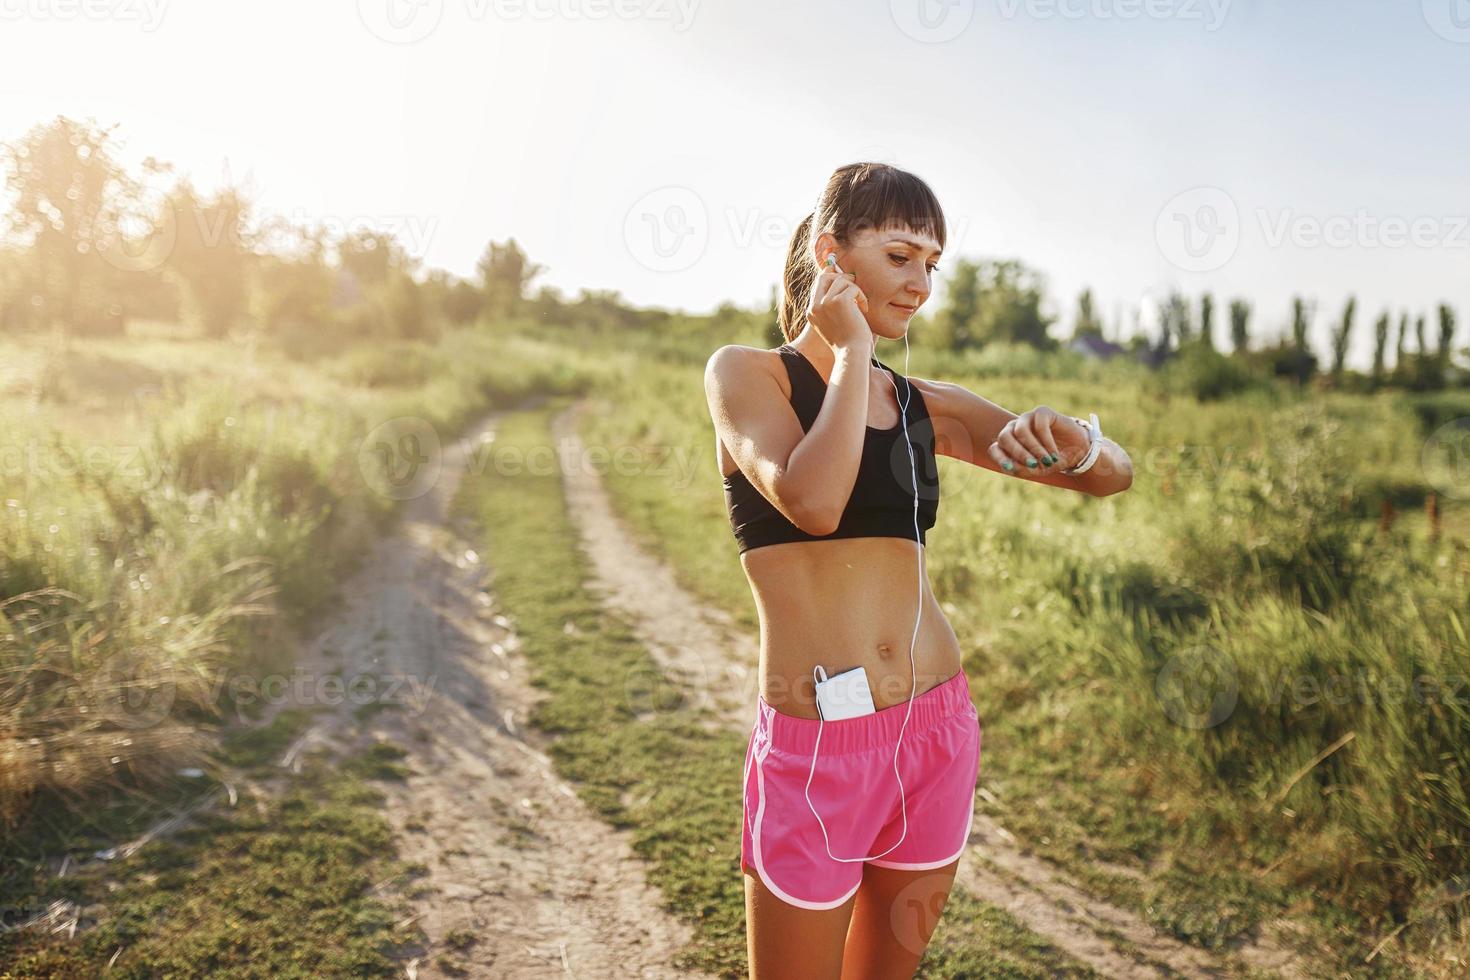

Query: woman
[703,162,1133,978]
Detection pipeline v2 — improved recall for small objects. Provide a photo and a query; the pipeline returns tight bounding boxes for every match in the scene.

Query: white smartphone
[813,664,876,721]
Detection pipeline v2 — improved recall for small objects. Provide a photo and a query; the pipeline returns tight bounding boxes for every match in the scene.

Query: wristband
[1063,412,1102,475]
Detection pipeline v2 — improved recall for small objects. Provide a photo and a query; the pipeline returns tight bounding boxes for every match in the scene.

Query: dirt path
[274,403,707,979]
[552,399,1307,980]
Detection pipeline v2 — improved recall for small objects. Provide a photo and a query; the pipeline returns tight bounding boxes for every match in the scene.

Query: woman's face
[817,222,942,339]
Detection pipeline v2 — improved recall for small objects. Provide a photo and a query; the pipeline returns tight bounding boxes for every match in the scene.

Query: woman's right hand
[806,257,872,356]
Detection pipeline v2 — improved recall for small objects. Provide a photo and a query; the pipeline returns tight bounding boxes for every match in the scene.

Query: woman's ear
[811,231,839,269]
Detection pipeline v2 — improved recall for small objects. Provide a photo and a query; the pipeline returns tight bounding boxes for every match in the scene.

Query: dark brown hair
[778,162,947,343]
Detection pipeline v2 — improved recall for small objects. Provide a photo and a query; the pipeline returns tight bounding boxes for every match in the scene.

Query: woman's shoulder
[902,374,946,398]
[704,345,797,408]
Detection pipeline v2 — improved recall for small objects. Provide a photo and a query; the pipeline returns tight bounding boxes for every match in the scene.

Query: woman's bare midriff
[738,535,964,720]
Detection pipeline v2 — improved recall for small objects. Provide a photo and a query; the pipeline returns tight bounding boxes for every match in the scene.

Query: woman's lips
[891,302,917,314]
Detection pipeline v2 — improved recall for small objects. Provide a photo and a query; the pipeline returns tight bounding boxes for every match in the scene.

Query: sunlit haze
[3,0,1467,367]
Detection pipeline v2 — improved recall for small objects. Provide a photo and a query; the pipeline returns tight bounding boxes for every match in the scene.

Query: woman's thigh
[840,858,961,980]
[745,870,858,980]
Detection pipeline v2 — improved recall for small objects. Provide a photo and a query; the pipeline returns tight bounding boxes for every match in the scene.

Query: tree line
[3,114,1461,393]
[928,256,1463,392]
[0,115,556,349]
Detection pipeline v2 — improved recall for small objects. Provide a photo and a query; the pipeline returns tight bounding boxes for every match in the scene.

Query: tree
[1072,287,1103,339]
[1292,297,1314,350]
[1160,290,1192,349]
[1437,304,1457,362]
[1228,299,1250,354]
[976,259,1054,349]
[1415,313,1426,354]
[1395,311,1408,369]
[0,115,141,334]
[1371,311,1389,383]
[1331,295,1356,377]
[476,237,544,321]
[933,257,980,351]
[1273,296,1318,385]
[250,221,336,335]
[337,228,401,286]
[1199,293,1215,349]
[165,179,252,338]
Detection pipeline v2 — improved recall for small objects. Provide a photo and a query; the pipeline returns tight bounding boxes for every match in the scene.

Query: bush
[1162,340,1263,401]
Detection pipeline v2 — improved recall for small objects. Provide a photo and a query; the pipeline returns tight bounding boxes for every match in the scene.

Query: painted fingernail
[1026,457,1037,468]
[1001,460,1014,472]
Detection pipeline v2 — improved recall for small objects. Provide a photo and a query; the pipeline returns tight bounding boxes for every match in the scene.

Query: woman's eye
[890,253,939,275]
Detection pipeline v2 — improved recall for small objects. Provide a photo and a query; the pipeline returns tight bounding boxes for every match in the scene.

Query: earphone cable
[804,328,925,863]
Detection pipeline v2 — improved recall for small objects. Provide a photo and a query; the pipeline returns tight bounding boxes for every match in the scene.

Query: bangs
[839,164,947,252]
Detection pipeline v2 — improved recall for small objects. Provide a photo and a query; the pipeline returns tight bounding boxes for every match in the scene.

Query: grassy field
[0,320,601,975]
[4,314,1468,977]
[569,326,1470,977]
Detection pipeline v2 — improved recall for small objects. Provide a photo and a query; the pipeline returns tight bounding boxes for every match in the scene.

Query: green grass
[1,323,598,830]
[0,322,611,975]
[0,728,424,979]
[450,394,1110,977]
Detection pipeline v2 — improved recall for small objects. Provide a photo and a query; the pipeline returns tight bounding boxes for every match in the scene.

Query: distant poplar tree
[1161,290,1192,348]
[1073,287,1104,339]
[1438,304,1457,362]
[1229,299,1250,353]
[1371,311,1389,382]
[1292,297,1312,351]
[1331,295,1356,377]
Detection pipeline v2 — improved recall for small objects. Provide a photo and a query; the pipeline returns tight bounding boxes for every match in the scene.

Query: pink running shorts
[740,667,982,910]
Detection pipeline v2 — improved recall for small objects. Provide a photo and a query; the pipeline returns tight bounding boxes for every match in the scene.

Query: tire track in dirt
[552,398,1307,980]
[273,402,709,979]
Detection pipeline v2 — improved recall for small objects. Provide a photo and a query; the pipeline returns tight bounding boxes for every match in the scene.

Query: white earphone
[803,252,925,863]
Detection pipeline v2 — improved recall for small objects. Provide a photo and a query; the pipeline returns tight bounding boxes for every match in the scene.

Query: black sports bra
[722,343,940,555]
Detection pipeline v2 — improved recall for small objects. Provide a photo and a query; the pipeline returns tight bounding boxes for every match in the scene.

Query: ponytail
[778,211,816,342]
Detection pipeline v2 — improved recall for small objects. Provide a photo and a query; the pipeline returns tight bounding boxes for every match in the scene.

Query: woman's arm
[911,377,1133,497]
[704,344,871,534]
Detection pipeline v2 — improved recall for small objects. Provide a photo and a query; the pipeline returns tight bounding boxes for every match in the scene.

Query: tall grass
[0,324,596,839]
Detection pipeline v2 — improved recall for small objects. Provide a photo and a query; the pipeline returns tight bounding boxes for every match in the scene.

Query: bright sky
[3,0,1467,368]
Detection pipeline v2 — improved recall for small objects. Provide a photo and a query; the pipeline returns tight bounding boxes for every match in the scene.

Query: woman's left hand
[987,406,1092,476]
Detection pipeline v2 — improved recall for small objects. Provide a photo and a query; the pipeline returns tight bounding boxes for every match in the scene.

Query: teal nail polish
[1001,460,1014,472]
[1026,457,1037,468]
